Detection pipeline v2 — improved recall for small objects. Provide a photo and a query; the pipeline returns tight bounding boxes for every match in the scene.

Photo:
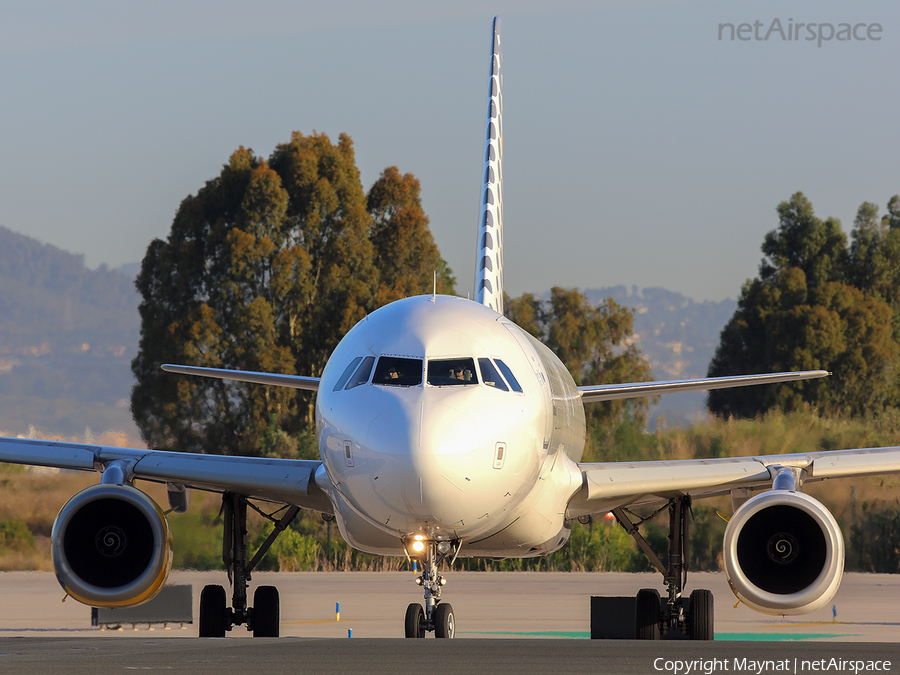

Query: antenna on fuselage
[432,270,437,302]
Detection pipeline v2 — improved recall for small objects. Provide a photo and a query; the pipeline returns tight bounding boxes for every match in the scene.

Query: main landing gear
[613,496,714,640]
[404,538,457,638]
[198,492,299,638]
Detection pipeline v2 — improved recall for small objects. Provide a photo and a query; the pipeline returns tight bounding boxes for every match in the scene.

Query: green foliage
[170,508,224,570]
[455,521,636,572]
[367,167,455,304]
[131,133,454,456]
[759,192,846,287]
[585,406,900,466]
[453,513,716,574]
[0,463,27,475]
[688,506,726,571]
[597,505,724,573]
[504,292,546,339]
[252,524,320,572]
[709,192,900,418]
[564,519,635,571]
[0,519,36,553]
[847,500,900,573]
[621,520,667,573]
[589,418,658,463]
[504,287,652,437]
[846,197,900,357]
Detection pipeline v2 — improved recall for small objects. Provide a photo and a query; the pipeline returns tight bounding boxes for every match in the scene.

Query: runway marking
[462,631,863,641]
[281,619,381,625]
[717,633,860,641]
[0,628,99,633]
[768,621,900,627]
[460,631,588,638]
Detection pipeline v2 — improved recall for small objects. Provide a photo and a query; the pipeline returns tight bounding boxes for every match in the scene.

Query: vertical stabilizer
[474,17,504,314]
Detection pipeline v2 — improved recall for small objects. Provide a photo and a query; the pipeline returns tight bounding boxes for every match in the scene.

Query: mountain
[583,286,737,427]
[0,227,141,440]
[0,227,736,438]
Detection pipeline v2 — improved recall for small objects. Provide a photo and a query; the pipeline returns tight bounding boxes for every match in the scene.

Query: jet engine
[51,484,173,607]
[723,490,843,615]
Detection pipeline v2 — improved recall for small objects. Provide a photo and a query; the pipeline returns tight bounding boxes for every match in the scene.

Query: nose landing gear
[404,538,457,638]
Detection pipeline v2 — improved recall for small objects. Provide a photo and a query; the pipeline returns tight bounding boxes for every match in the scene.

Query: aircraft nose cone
[365,397,479,458]
[418,399,479,456]
[364,394,481,528]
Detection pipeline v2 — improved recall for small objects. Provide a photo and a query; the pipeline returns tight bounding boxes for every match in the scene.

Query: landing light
[411,540,426,553]
[415,576,423,586]
[436,541,451,554]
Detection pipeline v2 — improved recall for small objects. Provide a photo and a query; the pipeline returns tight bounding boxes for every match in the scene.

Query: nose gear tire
[433,603,455,638]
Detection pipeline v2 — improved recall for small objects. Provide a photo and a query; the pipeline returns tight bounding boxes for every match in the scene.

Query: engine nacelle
[723,489,843,615]
[51,484,173,608]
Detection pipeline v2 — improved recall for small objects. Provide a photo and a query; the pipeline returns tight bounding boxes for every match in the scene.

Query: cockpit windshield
[427,358,479,386]
[344,355,375,390]
[372,357,423,386]
[494,358,523,393]
[333,356,363,391]
[477,358,508,391]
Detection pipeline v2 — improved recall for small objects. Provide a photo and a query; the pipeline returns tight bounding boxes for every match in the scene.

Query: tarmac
[0,571,898,674]
[0,570,898,641]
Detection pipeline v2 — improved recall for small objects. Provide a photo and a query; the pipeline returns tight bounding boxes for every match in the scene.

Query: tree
[759,192,846,287]
[847,202,888,293]
[131,132,454,457]
[709,193,900,418]
[847,198,900,345]
[268,133,380,381]
[367,167,455,304]
[504,292,543,339]
[504,287,653,429]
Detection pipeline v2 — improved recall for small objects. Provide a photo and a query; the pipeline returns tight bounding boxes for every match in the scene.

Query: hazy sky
[2,0,898,302]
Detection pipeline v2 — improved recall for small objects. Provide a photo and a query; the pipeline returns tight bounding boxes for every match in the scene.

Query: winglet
[474,17,504,314]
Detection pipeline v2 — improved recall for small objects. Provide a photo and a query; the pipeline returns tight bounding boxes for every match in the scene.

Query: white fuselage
[314,295,586,557]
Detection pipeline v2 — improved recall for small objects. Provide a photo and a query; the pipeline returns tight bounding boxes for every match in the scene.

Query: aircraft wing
[567,445,900,519]
[577,370,828,403]
[0,436,331,512]
[161,364,320,391]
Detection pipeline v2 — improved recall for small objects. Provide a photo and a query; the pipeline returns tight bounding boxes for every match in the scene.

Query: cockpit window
[494,359,523,393]
[477,358,508,391]
[372,357,423,386]
[333,356,363,392]
[344,355,375,390]
[427,358,478,386]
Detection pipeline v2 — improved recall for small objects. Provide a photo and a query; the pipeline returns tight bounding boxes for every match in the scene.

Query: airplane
[0,16,898,641]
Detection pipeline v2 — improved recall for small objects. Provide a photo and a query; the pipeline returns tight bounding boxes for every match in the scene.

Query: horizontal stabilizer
[161,364,320,391]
